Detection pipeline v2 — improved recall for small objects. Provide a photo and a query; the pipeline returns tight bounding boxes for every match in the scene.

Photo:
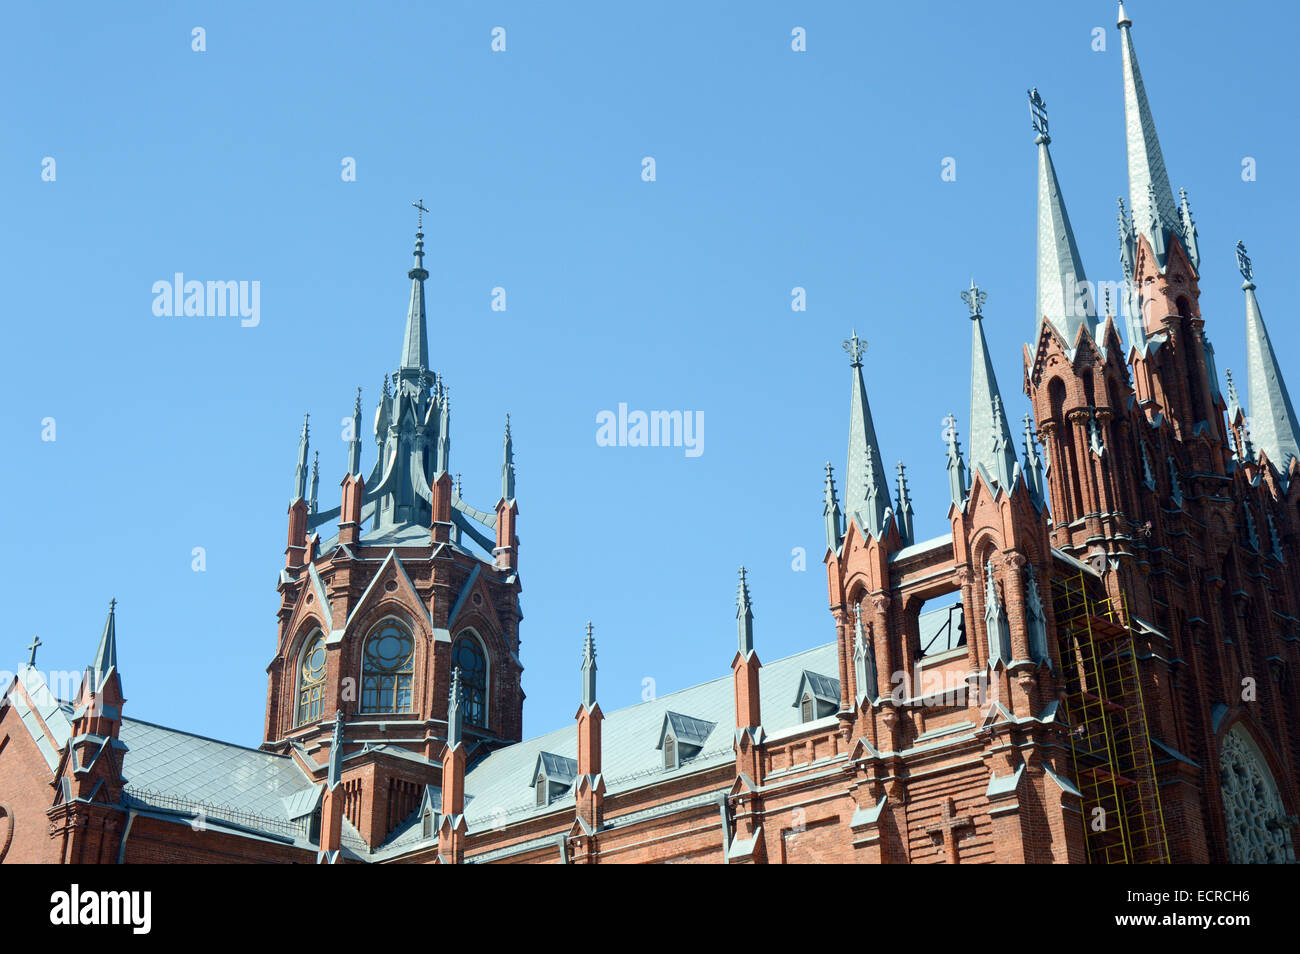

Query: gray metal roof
[793,670,840,707]
[918,602,965,656]
[459,641,839,830]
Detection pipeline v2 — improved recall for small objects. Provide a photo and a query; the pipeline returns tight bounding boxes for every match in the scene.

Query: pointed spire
[1117,197,1147,353]
[1118,5,1181,265]
[447,666,464,749]
[376,375,392,444]
[502,414,516,501]
[1225,369,1242,419]
[1024,565,1050,664]
[1030,89,1095,345]
[399,206,431,377]
[842,331,893,538]
[852,602,878,704]
[895,461,914,547]
[292,413,310,502]
[86,598,119,694]
[944,413,968,508]
[822,462,843,553]
[983,562,1011,664]
[327,709,344,790]
[309,451,320,514]
[736,567,754,657]
[1178,188,1201,272]
[1238,242,1300,476]
[580,622,597,710]
[1022,414,1046,508]
[347,387,363,476]
[435,386,451,475]
[966,285,1020,491]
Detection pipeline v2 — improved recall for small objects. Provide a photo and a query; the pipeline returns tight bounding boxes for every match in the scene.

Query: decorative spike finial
[1117,1,1131,27]
[292,413,311,502]
[961,279,988,319]
[736,566,755,657]
[580,622,597,709]
[448,666,464,748]
[944,413,968,508]
[1028,87,1049,144]
[502,413,516,501]
[895,460,915,547]
[85,598,119,695]
[327,709,344,790]
[823,462,843,552]
[1236,240,1254,285]
[842,330,866,368]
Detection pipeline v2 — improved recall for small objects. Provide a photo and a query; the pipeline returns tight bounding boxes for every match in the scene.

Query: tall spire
[1238,242,1300,475]
[292,413,310,502]
[309,451,320,514]
[895,461,914,547]
[580,622,597,710]
[86,598,119,694]
[347,387,363,476]
[1030,88,1095,346]
[842,331,893,539]
[1118,4,1181,264]
[501,414,516,501]
[964,283,1019,492]
[447,666,465,748]
[1022,413,1046,509]
[822,462,843,552]
[736,567,754,657]
[399,202,431,377]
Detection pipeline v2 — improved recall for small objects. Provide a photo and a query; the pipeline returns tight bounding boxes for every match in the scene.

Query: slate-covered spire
[1118,3,1181,264]
[347,387,363,476]
[399,209,431,379]
[501,414,516,501]
[86,598,119,695]
[944,414,968,508]
[842,331,893,539]
[822,462,843,552]
[447,666,465,748]
[580,622,597,710]
[736,567,754,657]
[1030,88,1095,346]
[895,461,915,547]
[292,413,310,502]
[965,283,1019,492]
[1238,242,1300,475]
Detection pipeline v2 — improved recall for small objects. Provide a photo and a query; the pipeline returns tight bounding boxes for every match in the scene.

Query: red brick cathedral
[3,5,1297,864]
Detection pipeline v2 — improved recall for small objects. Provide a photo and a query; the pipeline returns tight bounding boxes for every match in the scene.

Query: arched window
[296,631,327,727]
[361,621,415,713]
[452,634,487,727]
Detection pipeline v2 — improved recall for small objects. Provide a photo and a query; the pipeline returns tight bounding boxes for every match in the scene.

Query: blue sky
[2,1,1296,745]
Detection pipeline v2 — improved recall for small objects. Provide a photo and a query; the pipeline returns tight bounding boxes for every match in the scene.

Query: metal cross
[26,635,42,668]
[412,198,430,230]
[1235,240,1253,282]
[927,797,975,864]
[842,331,867,367]
[961,279,987,318]
[1028,88,1049,138]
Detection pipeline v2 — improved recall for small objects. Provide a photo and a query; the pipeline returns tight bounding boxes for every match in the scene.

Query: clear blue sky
[2,1,1296,745]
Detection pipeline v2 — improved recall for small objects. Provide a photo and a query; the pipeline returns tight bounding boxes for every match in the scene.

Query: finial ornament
[842,331,866,368]
[411,197,430,230]
[1028,88,1049,143]
[961,279,988,319]
[1235,240,1253,283]
[26,634,42,668]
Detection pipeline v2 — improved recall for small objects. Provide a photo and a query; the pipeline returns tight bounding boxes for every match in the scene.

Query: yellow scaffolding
[1051,569,1170,864]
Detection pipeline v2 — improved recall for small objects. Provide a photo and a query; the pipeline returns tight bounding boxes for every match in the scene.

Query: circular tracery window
[0,805,13,863]
[1219,725,1296,864]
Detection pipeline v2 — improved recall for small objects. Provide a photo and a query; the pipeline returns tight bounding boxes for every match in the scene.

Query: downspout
[557,832,569,865]
[117,810,137,864]
[717,793,733,864]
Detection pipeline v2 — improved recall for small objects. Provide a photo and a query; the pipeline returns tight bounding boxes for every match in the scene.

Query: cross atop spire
[26,635,41,668]
[411,197,430,230]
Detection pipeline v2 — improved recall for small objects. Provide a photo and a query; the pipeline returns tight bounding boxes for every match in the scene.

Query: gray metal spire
[1118,4,1181,266]
[1178,189,1201,272]
[1031,88,1096,346]
[309,451,320,514]
[347,388,363,476]
[86,598,119,695]
[447,666,464,748]
[327,709,344,790]
[399,204,431,378]
[943,413,968,509]
[895,461,914,547]
[822,462,843,553]
[736,567,754,657]
[965,284,1020,492]
[502,414,516,501]
[1238,242,1300,476]
[1023,414,1046,509]
[1117,197,1147,354]
[842,331,893,539]
[580,622,597,710]
[292,413,310,502]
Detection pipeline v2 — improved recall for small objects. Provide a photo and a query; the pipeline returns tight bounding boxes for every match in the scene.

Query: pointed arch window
[361,621,415,714]
[296,631,327,727]
[451,634,487,727]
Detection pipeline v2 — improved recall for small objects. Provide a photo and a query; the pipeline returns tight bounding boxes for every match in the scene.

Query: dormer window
[656,711,717,771]
[531,752,577,809]
[793,670,840,723]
